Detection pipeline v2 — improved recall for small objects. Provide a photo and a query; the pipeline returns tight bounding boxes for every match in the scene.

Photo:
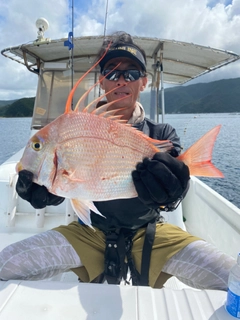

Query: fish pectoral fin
[61,170,86,183]
[87,201,105,218]
[70,199,105,229]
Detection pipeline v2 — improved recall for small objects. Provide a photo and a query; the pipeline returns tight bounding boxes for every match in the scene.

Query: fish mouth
[16,162,23,173]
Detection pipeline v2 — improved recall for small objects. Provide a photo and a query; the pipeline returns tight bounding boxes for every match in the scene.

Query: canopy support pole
[160,63,165,123]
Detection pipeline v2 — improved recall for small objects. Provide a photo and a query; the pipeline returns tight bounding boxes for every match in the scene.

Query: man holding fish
[0,32,236,289]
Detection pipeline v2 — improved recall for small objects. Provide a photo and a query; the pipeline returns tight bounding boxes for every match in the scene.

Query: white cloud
[0,0,240,100]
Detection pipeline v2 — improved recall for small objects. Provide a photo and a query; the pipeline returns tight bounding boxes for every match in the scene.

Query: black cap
[99,45,146,72]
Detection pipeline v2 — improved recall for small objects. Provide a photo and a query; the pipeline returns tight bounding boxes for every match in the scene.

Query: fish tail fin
[178,125,224,177]
[65,42,112,114]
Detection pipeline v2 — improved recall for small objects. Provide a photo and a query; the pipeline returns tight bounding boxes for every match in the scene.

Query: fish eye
[32,141,42,151]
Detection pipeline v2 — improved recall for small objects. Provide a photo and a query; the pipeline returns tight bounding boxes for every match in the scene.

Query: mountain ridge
[141,77,240,114]
[0,77,240,117]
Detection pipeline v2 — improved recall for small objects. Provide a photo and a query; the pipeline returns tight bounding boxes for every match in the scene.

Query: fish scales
[50,112,158,200]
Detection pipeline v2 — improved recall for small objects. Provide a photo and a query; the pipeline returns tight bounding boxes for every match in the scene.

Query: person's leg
[161,240,236,291]
[0,230,81,280]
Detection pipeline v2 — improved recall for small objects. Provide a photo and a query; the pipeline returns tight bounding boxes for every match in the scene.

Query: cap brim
[99,49,146,72]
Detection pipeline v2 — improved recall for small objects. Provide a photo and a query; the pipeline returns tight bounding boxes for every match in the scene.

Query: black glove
[16,170,65,209]
[132,152,190,209]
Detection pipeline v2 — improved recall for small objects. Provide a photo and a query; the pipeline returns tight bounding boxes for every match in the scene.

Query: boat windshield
[31,68,98,129]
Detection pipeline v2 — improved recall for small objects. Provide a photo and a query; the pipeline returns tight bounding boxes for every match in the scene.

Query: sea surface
[0,114,239,209]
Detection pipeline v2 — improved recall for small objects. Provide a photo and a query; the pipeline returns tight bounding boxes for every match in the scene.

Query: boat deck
[0,279,232,320]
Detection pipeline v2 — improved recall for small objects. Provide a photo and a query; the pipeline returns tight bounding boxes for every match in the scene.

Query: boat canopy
[1,35,239,127]
[2,35,239,84]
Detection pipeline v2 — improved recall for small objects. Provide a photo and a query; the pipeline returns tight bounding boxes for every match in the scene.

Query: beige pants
[0,223,236,290]
[53,222,200,287]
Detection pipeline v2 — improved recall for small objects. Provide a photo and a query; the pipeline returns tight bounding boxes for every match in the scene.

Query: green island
[1,77,240,117]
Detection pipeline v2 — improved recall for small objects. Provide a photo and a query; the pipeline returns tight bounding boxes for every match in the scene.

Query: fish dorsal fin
[73,63,121,113]
[144,137,173,152]
[84,98,173,149]
[79,84,127,113]
[64,45,133,125]
[92,101,125,116]
[64,42,113,114]
[78,94,131,124]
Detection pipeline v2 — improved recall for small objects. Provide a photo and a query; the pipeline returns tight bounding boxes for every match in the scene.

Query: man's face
[99,57,148,120]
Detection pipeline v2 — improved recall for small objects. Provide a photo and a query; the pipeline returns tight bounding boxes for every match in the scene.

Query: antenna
[34,18,51,45]
[99,0,109,98]
[63,0,75,108]
[70,0,74,92]
[103,0,109,36]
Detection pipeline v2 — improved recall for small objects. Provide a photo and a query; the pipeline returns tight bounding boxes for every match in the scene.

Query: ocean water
[165,113,240,209]
[0,117,31,163]
[0,114,239,209]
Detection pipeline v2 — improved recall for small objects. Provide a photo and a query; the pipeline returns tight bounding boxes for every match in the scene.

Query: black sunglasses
[102,69,145,82]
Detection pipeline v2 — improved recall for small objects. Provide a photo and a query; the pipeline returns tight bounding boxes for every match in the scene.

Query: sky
[0,0,240,100]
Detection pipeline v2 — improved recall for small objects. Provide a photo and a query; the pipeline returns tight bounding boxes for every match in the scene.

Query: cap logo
[99,44,146,72]
[110,46,138,57]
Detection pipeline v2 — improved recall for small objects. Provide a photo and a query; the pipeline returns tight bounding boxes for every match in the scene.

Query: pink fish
[16,52,223,227]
